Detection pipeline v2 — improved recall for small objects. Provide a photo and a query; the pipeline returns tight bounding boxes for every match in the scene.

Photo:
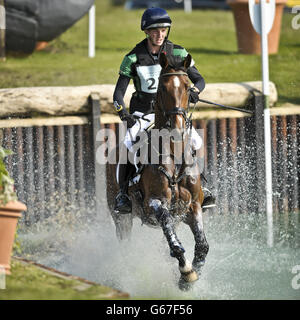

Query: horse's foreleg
[187,202,209,273]
[160,209,185,263]
[150,200,184,260]
[159,207,199,287]
[150,199,198,289]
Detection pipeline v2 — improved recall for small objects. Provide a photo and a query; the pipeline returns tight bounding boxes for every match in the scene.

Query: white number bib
[136,65,162,94]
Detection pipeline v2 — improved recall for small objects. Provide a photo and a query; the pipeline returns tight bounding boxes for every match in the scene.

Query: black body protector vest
[129,40,174,114]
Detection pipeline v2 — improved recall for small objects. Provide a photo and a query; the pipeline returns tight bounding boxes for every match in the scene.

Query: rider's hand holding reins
[118,108,136,128]
[188,87,200,104]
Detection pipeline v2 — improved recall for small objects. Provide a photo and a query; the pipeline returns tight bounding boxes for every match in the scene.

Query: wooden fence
[104,110,300,216]
[0,95,299,226]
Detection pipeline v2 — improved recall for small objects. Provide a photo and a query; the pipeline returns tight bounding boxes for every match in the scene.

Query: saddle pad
[123,112,202,152]
[123,112,155,152]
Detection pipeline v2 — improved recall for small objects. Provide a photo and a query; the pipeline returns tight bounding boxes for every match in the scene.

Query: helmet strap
[166,27,171,39]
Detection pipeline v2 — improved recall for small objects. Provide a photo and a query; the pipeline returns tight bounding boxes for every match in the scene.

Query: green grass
[0,259,128,300]
[0,0,299,105]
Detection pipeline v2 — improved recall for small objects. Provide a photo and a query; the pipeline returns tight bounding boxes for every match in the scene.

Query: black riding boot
[202,187,216,210]
[114,163,132,214]
[197,171,216,210]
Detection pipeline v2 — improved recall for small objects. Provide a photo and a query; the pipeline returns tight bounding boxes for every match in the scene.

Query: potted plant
[227,0,287,54]
[0,131,26,275]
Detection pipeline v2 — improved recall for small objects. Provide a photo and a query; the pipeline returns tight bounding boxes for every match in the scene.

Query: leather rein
[158,71,192,128]
[155,71,196,205]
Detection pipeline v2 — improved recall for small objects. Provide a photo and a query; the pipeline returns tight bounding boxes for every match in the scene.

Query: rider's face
[146,28,168,46]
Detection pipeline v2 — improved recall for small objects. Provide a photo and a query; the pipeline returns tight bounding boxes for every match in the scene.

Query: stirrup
[114,191,132,214]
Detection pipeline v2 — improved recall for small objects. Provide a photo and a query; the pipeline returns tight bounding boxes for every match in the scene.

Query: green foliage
[0,145,17,205]
[12,225,22,255]
[0,139,19,253]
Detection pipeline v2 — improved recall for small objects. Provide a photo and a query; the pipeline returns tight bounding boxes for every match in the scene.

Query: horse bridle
[159,71,192,128]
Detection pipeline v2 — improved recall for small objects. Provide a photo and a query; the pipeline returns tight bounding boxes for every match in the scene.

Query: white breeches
[123,111,202,153]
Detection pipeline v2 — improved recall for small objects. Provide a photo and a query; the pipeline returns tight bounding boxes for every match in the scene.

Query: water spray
[249,0,276,247]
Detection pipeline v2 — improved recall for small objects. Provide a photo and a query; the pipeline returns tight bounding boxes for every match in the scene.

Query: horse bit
[156,71,198,212]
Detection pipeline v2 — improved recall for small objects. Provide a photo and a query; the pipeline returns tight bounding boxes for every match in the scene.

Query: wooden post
[75,125,86,211]
[0,0,5,61]
[206,119,218,214]
[228,118,238,215]
[288,115,299,213]
[65,126,76,206]
[23,127,34,224]
[254,91,266,214]
[89,93,104,216]
[35,126,46,222]
[218,118,229,214]
[237,117,248,214]
[44,126,55,220]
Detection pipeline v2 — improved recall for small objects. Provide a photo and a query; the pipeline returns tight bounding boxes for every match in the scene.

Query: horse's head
[156,52,192,142]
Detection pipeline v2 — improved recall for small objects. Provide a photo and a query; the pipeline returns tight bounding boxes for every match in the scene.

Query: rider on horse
[113,7,215,214]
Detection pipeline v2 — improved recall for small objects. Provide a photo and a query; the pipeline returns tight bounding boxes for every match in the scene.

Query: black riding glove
[118,109,136,129]
[188,87,200,104]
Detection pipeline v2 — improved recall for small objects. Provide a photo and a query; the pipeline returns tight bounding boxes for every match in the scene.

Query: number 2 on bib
[147,78,156,90]
[136,65,162,94]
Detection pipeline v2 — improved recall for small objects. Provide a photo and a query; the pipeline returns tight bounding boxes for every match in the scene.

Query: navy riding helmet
[141,7,172,31]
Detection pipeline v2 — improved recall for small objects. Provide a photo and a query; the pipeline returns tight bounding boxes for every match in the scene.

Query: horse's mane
[163,55,187,72]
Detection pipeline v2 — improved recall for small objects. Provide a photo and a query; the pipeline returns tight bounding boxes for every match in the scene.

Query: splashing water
[18,198,300,300]
[17,123,300,299]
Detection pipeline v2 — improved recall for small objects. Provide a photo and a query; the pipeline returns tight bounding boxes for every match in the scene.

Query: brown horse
[106,52,209,290]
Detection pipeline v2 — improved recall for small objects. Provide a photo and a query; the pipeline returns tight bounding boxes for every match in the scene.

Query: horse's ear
[183,54,192,69]
[159,52,169,69]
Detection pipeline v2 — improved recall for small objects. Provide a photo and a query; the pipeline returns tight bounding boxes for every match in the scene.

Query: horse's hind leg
[151,200,198,290]
[186,202,209,274]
